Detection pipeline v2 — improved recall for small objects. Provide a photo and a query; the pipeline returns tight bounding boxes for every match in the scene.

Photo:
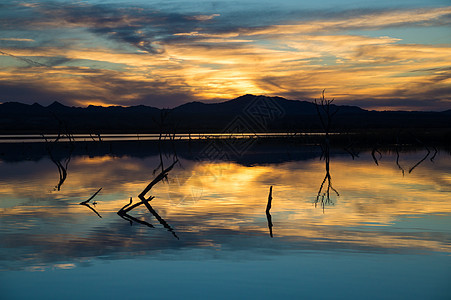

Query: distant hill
[0,95,449,133]
[174,94,364,116]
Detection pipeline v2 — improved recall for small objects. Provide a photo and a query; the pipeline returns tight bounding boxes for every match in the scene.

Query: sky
[0,0,450,110]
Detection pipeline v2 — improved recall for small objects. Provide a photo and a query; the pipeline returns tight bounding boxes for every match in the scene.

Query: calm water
[1,141,450,299]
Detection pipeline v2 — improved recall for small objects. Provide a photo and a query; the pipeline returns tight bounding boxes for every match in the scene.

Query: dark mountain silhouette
[0,101,46,113]
[47,101,71,112]
[0,94,449,134]
[174,94,363,116]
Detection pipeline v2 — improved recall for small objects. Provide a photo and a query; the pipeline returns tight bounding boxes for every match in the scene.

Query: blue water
[1,143,450,299]
[2,252,450,299]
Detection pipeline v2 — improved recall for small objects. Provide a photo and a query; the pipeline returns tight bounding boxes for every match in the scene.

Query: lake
[1,139,450,299]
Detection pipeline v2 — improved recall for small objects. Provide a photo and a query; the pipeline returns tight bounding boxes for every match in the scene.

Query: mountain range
[0,94,450,134]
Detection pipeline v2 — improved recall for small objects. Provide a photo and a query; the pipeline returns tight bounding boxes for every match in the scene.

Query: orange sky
[0,1,450,110]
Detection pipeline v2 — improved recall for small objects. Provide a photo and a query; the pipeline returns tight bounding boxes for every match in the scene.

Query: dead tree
[314,89,339,150]
[314,90,339,212]
[41,133,73,191]
[41,112,76,191]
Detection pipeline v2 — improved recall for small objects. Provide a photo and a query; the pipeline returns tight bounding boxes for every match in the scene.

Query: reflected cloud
[0,145,451,270]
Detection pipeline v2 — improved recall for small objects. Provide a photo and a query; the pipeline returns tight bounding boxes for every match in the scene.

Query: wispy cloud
[186,14,221,21]
[238,7,451,36]
[0,38,34,42]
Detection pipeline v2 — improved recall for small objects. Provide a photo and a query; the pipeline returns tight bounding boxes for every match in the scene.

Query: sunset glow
[2,151,450,257]
[0,0,450,110]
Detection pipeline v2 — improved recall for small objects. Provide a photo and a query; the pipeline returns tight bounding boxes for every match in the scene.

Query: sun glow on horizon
[0,1,450,110]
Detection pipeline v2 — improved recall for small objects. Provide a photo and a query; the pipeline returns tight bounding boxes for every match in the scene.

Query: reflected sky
[1,144,450,273]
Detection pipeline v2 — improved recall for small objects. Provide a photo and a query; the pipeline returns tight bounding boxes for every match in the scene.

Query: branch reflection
[117,160,179,239]
[41,115,75,191]
[266,186,273,238]
[315,144,339,212]
[314,91,339,212]
[79,188,102,218]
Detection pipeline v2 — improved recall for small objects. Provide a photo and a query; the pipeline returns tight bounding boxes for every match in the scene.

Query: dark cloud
[25,2,220,54]
[0,1,219,54]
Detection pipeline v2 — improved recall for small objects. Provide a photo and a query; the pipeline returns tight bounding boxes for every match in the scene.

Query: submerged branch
[80,188,102,205]
[79,188,102,218]
[430,146,438,162]
[117,159,179,239]
[344,141,359,160]
[266,186,273,238]
[409,147,430,174]
[118,199,155,228]
[80,203,102,218]
[409,139,431,174]
[371,146,382,166]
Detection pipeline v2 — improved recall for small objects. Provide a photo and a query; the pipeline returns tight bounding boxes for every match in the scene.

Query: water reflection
[407,142,436,174]
[315,138,339,212]
[117,160,179,239]
[42,134,74,191]
[79,188,102,218]
[266,186,273,238]
[0,141,450,271]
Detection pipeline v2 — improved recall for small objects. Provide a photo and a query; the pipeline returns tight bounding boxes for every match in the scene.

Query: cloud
[10,2,226,55]
[2,33,450,109]
[0,2,450,109]
[0,65,196,107]
[237,7,451,36]
[186,14,220,21]
[0,38,34,42]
